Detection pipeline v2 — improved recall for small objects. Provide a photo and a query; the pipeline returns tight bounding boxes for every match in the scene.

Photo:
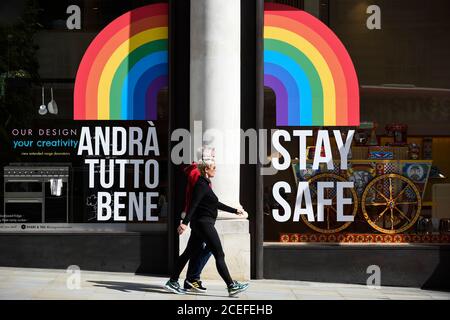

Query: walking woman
[165,157,249,297]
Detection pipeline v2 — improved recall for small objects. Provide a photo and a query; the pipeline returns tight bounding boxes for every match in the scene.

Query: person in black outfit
[181,163,212,293]
[165,159,249,297]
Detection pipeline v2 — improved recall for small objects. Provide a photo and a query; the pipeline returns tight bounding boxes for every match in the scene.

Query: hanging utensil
[38,86,47,115]
[47,87,58,114]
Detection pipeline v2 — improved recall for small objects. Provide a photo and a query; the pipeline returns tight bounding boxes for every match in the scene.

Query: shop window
[0,0,170,228]
[263,0,450,244]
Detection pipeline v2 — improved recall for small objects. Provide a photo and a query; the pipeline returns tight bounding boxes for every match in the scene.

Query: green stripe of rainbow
[264,3,359,126]
[74,3,168,120]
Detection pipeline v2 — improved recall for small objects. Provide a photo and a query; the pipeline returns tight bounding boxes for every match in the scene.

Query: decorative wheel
[361,174,421,234]
[301,173,358,234]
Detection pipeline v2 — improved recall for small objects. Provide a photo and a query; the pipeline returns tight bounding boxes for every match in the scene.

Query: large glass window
[263,0,450,243]
[0,0,169,228]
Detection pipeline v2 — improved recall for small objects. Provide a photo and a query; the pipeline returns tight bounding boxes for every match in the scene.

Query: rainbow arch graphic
[74,3,168,120]
[264,3,359,126]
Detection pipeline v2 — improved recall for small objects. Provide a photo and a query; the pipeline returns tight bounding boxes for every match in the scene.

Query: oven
[3,164,70,223]
[43,177,69,222]
[4,198,44,223]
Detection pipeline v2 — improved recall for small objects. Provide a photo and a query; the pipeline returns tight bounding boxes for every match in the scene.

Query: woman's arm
[218,202,238,214]
[182,180,208,225]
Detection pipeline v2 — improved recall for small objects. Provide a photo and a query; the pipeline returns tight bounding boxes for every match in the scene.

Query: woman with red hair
[180,162,212,293]
[165,157,249,297]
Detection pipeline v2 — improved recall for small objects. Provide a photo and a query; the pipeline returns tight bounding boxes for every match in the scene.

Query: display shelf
[279,232,450,244]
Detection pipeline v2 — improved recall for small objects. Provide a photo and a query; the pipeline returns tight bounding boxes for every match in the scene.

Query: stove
[3,163,70,223]
[4,166,69,178]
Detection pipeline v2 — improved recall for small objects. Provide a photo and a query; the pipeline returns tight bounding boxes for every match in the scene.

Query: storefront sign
[77,124,160,222]
[271,129,355,222]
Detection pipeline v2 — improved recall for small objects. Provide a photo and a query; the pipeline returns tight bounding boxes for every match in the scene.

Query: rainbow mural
[74,3,168,120]
[264,3,359,126]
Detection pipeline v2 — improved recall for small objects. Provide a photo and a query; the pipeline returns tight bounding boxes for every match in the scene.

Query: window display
[263,0,450,244]
[0,0,169,229]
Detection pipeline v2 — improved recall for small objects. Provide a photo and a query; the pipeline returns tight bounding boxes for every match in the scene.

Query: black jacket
[182,176,238,225]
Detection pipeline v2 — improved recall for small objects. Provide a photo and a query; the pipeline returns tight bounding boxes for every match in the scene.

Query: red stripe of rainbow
[74,3,168,120]
[264,3,359,126]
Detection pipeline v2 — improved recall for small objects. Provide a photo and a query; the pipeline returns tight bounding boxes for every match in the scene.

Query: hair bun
[197,146,215,162]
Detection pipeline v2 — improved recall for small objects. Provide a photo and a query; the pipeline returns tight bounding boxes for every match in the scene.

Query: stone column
[179,0,250,281]
[190,0,241,212]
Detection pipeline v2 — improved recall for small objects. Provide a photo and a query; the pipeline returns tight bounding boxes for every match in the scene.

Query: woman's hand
[236,208,245,216]
[177,223,187,235]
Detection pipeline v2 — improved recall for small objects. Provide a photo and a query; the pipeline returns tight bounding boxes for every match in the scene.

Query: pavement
[0,267,449,300]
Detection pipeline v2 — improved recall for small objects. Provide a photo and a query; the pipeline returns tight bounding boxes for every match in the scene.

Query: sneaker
[184,279,207,293]
[227,280,249,297]
[164,280,187,295]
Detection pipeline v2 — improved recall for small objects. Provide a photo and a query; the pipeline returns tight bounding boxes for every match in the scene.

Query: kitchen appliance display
[3,164,70,223]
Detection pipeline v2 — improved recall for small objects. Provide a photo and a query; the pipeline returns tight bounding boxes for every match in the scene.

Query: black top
[182,176,238,225]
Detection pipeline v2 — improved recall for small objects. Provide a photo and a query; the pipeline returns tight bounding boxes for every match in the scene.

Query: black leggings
[170,221,233,287]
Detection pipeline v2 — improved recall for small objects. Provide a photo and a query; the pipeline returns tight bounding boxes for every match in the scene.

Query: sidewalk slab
[0,267,448,300]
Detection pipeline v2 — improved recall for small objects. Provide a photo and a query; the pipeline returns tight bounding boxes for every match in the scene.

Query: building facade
[1,0,450,288]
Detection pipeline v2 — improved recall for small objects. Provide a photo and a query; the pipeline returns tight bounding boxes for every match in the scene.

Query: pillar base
[179,218,250,281]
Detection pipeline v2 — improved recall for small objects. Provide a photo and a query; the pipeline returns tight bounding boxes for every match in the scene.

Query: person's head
[198,159,216,178]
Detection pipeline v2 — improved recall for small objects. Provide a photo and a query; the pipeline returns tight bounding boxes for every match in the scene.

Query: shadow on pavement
[87,280,234,298]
